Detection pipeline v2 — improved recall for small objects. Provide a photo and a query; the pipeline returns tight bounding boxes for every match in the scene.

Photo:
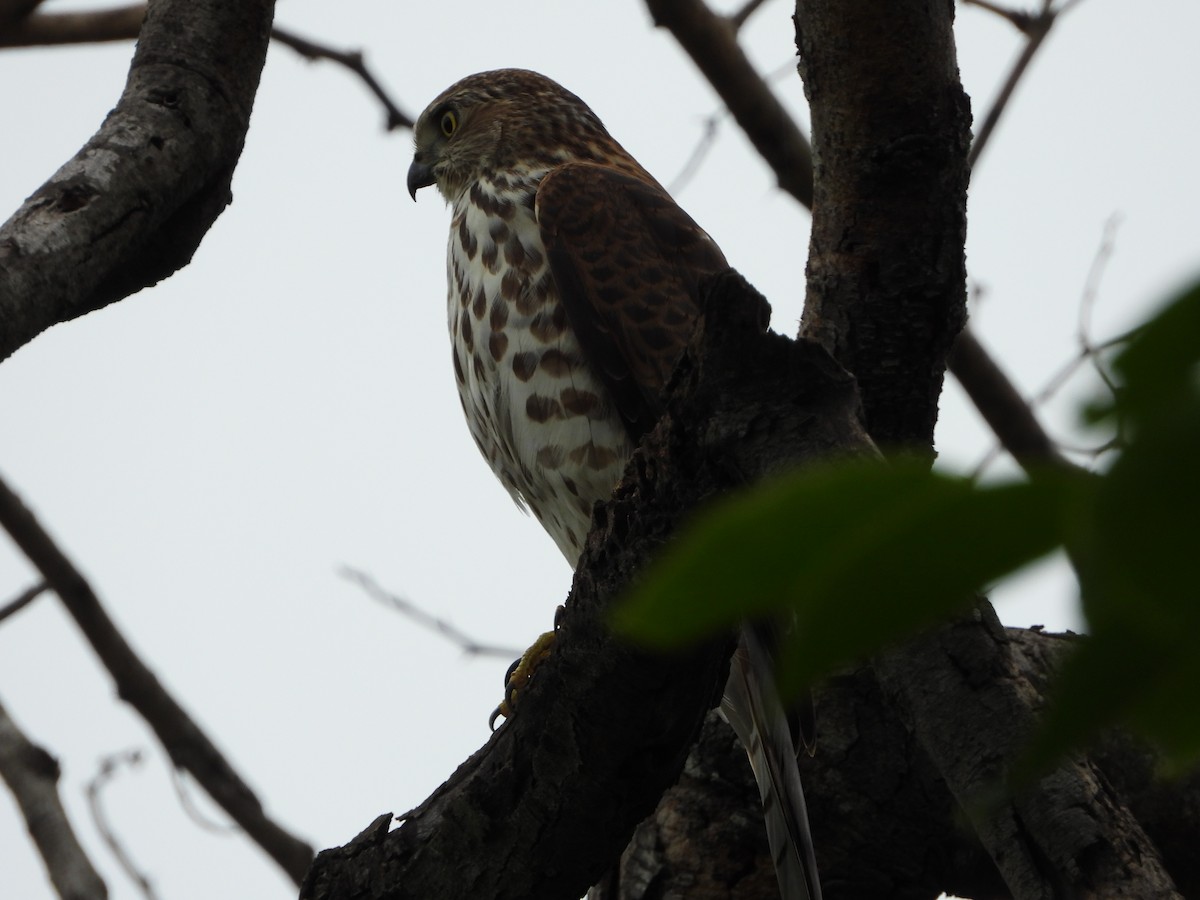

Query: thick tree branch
[598,623,1200,900]
[302,273,878,900]
[876,606,1181,898]
[787,5,1183,898]
[0,0,273,362]
[647,0,1074,475]
[0,697,109,900]
[796,0,971,452]
[645,0,813,209]
[0,471,314,885]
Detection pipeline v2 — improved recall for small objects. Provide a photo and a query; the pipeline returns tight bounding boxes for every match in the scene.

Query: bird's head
[407,69,618,203]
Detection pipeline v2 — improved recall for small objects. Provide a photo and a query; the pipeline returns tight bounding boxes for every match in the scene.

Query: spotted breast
[447,169,632,562]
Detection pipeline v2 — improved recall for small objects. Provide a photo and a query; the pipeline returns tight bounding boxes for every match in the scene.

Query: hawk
[408,69,821,900]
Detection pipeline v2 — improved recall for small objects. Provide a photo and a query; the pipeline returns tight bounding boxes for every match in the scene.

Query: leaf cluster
[616,278,1200,774]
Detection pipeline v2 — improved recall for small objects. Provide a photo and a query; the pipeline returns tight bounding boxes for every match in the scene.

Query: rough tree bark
[301,274,878,899]
[589,2,1193,899]
[3,1,1195,898]
[0,0,275,361]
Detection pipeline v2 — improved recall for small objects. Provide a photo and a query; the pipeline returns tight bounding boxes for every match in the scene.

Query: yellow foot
[489,606,564,730]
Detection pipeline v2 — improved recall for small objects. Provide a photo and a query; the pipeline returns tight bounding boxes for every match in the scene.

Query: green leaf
[1091,278,1200,432]
[1028,276,1200,774]
[614,459,1076,694]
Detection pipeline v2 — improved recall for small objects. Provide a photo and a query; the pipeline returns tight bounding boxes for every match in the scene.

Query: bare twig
[0,580,47,624]
[1076,213,1124,396]
[169,765,240,834]
[0,697,109,900]
[270,24,413,131]
[667,113,724,196]
[967,217,1131,475]
[968,0,1087,170]
[339,566,520,659]
[728,0,771,31]
[86,750,159,900]
[944,0,1099,474]
[668,59,800,196]
[646,0,813,208]
[0,471,314,886]
[0,7,415,132]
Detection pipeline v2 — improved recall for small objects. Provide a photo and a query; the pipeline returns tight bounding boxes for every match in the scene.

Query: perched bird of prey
[408,68,821,900]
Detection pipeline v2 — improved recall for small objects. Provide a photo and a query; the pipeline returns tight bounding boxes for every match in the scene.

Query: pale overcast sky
[2,1,1198,898]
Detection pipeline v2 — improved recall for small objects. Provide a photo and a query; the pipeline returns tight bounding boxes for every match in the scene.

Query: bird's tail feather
[720,625,822,900]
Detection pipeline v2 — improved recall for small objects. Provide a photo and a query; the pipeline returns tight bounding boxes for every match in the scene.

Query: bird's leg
[489,605,565,730]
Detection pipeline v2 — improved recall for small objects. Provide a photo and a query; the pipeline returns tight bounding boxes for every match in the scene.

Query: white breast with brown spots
[446,174,632,565]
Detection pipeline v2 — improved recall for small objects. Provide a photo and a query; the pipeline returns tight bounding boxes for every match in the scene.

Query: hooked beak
[407,158,435,200]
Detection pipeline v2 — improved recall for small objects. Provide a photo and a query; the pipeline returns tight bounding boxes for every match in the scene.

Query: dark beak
[407,158,435,200]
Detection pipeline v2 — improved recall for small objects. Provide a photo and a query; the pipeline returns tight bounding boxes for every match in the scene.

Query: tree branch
[269,24,413,130]
[646,0,1076,476]
[0,580,47,624]
[0,0,273,362]
[876,605,1181,898]
[0,7,414,132]
[0,697,109,900]
[0,3,143,46]
[596,623,1200,899]
[0,470,314,886]
[968,0,1085,171]
[302,273,878,899]
[86,751,159,900]
[339,566,520,658]
[0,0,43,29]
[948,330,1071,470]
[796,0,972,452]
[645,0,813,209]
[947,0,1094,475]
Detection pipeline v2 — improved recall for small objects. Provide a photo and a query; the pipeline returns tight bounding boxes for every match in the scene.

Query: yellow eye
[440,110,458,137]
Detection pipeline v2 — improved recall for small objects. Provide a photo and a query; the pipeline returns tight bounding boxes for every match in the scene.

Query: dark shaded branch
[0,471,314,885]
[0,3,143,46]
[948,330,1071,470]
[0,7,414,133]
[0,697,109,900]
[0,580,47,624]
[645,0,813,209]
[648,0,1073,481]
[0,0,274,362]
[876,606,1181,898]
[594,623,1200,900]
[796,0,972,452]
[269,25,413,130]
[302,273,878,900]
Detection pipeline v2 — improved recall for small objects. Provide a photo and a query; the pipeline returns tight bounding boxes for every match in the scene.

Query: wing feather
[536,163,728,441]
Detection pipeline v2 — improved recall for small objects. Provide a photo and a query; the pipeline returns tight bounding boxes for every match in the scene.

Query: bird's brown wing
[536,163,728,442]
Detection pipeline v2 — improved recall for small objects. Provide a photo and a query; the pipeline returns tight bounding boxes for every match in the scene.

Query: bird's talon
[490,629,558,727]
